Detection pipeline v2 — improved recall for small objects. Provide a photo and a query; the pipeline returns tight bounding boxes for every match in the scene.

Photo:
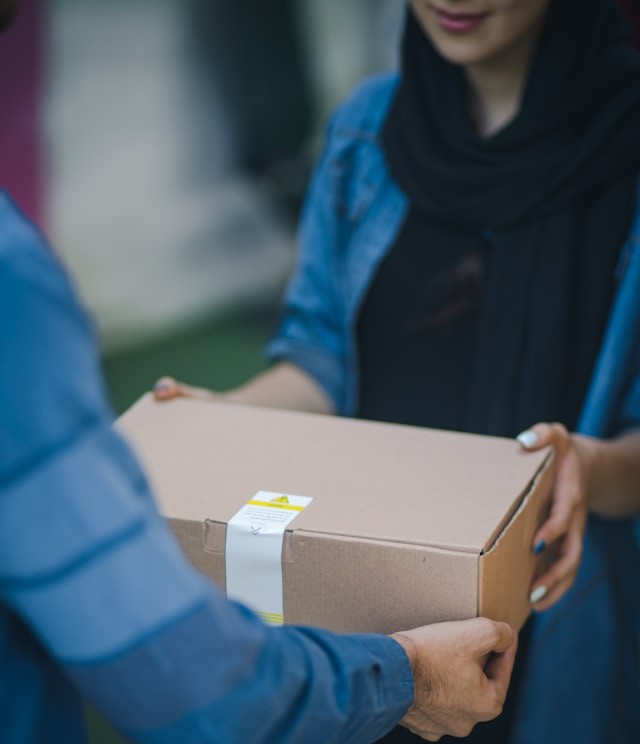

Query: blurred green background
[104,308,274,416]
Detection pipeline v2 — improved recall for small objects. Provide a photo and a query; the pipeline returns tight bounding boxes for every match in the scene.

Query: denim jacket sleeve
[265,75,401,414]
[265,113,350,412]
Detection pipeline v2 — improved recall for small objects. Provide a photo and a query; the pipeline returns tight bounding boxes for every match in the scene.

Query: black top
[356,177,637,437]
[357,214,483,431]
[358,0,640,438]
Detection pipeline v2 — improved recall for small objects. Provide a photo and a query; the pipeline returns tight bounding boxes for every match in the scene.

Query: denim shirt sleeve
[265,75,402,415]
[265,113,350,413]
[0,198,413,743]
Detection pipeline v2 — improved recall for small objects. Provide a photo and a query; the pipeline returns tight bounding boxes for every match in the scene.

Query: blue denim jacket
[0,192,413,744]
[268,74,640,743]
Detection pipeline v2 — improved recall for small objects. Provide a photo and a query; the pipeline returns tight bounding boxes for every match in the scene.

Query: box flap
[478,452,555,629]
[118,395,550,553]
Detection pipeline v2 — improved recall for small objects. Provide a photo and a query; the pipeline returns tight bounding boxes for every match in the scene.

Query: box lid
[118,395,550,554]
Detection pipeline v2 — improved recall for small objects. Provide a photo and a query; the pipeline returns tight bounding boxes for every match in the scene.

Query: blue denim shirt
[268,74,640,744]
[0,192,413,744]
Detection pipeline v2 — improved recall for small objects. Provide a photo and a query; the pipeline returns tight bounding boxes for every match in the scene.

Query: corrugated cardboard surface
[479,456,555,628]
[118,395,553,631]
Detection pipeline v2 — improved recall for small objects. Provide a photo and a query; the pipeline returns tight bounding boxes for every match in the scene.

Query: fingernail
[154,382,171,392]
[517,430,539,449]
[529,586,548,604]
[533,540,547,556]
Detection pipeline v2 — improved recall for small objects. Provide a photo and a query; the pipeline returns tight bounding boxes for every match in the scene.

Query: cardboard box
[118,395,554,632]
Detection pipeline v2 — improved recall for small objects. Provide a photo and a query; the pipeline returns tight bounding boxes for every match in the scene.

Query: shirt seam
[0,517,147,589]
[0,413,105,493]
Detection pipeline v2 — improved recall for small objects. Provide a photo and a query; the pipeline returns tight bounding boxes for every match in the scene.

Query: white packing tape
[225,491,313,625]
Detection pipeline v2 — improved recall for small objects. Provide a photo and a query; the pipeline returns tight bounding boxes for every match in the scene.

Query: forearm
[45,523,411,744]
[577,430,640,518]
[113,616,413,744]
[61,579,412,744]
[2,422,409,743]
[224,362,335,415]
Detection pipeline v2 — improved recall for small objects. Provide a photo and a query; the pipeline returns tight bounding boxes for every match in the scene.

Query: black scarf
[368,0,640,438]
[383,0,640,226]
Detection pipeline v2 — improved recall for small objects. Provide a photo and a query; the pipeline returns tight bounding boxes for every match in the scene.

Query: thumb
[153,376,181,400]
[153,377,216,402]
[472,620,516,659]
[517,422,570,455]
[516,423,553,451]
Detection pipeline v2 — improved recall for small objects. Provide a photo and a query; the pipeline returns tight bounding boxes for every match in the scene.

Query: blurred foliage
[103,309,274,416]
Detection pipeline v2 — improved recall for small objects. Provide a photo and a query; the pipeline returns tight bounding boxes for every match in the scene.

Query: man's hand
[391,618,517,741]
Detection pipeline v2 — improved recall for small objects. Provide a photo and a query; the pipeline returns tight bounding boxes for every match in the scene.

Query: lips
[433,7,490,34]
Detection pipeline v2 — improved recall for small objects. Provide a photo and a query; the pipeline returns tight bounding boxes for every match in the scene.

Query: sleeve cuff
[350,633,415,718]
[265,337,347,414]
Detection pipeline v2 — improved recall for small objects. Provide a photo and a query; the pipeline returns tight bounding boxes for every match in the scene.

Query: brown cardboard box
[118,394,554,633]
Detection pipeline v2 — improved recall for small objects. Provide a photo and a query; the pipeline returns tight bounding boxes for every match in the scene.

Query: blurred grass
[88,308,273,744]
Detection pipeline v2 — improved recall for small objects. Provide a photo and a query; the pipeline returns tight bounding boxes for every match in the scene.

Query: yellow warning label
[247,499,304,511]
[257,611,284,626]
[271,495,290,504]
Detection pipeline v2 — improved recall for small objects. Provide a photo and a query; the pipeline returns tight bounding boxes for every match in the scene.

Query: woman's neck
[464,28,542,138]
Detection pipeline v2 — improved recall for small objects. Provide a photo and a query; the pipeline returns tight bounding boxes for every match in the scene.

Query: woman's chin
[430,37,504,68]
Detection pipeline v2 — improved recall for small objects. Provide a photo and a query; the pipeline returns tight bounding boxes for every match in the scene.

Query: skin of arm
[577,430,640,518]
[154,361,334,414]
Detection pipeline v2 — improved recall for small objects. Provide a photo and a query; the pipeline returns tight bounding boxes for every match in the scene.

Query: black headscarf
[383,0,640,227]
[359,0,640,438]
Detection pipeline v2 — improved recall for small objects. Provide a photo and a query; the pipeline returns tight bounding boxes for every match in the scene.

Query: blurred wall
[299,0,403,134]
[47,0,294,352]
[40,0,405,352]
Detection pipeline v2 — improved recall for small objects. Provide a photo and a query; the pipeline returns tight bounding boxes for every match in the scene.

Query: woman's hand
[516,423,595,613]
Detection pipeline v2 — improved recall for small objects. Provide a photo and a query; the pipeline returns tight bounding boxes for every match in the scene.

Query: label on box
[225,491,313,625]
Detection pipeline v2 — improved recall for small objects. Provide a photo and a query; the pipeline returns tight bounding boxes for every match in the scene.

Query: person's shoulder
[0,193,105,483]
[312,75,401,226]
[330,73,401,142]
[0,190,91,365]
[0,192,75,304]
[0,192,47,260]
